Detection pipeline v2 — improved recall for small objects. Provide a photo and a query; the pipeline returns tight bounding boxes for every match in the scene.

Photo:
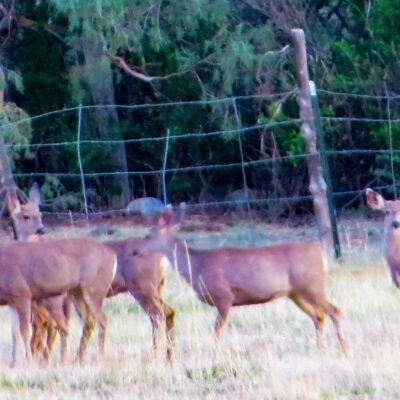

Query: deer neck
[167,237,198,284]
[384,222,400,265]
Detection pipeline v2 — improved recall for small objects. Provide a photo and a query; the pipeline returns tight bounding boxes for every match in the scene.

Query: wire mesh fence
[1,87,400,221]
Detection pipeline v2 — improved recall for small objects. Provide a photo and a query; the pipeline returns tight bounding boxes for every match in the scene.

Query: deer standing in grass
[366,188,400,288]
[0,234,117,367]
[134,211,346,353]
[4,183,72,365]
[30,237,175,363]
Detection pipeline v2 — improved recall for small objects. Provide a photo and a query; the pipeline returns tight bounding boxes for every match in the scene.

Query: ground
[0,211,397,399]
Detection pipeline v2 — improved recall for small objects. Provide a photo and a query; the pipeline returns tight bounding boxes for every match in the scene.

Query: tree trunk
[0,81,21,239]
[78,34,130,207]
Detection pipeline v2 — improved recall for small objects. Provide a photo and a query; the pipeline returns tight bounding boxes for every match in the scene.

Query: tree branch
[104,48,204,83]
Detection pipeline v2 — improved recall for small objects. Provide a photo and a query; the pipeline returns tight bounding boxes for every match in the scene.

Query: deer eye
[23,215,30,220]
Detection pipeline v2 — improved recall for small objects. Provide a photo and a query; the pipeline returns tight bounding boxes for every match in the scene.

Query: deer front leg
[11,297,32,367]
[214,298,233,337]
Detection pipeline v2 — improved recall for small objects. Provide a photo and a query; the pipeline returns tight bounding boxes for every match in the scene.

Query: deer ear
[28,182,41,206]
[158,207,182,229]
[366,188,386,211]
[158,210,173,227]
[6,193,21,215]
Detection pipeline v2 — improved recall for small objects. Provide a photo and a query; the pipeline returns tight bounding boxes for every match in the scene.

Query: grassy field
[0,216,399,399]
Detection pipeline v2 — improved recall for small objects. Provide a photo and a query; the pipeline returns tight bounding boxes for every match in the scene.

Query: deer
[0,237,117,367]
[366,188,400,288]
[30,236,175,363]
[5,185,174,364]
[3,183,62,364]
[4,183,71,364]
[133,211,346,353]
[106,238,175,360]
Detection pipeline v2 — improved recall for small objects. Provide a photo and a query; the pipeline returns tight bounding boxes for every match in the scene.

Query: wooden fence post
[291,28,338,258]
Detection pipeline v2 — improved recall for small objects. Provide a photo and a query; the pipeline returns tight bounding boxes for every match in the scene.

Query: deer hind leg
[76,290,106,364]
[135,295,165,358]
[42,294,71,365]
[70,291,98,364]
[45,319,59,359]
[289,294,326,349]
[31,302,51,364]
[97,311,107,360]
[325,301,346,354]
[163,302,175,361]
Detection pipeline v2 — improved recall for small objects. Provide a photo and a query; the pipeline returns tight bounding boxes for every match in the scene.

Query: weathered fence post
[291,28,339,258]
[77,104,90,227]
[162,128,170,205]
[309,81,341,259]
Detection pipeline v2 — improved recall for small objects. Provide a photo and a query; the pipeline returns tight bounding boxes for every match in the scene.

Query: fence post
[232,98,250,214]
[309,81,341,259]
[77,104,90,226]
[291,28,336,258]
[162,128,170,205]
[384,82,397,198]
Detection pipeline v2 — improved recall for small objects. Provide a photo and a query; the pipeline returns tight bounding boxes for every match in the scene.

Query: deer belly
[232,287,287,306]
[229,269,290,305]
[28,269,80,300]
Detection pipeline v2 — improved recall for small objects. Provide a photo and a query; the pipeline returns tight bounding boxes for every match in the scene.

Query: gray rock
[126,197,166,216]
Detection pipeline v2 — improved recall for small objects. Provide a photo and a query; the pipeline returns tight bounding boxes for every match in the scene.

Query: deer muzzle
[36,227,46,235]
[391,220,400,229]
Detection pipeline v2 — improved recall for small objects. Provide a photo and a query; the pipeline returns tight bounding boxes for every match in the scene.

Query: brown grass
[0,215,397,399]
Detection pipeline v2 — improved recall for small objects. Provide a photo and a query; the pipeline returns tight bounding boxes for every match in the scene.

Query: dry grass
[0,216,399,399]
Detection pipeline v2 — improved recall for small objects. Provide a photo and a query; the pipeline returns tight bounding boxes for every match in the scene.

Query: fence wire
[1,88,399,218]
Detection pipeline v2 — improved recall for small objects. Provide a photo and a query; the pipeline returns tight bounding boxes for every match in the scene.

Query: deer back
[0,237,117,303]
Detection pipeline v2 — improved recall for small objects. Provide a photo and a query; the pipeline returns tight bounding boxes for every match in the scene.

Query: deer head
[366,188,400,288]
[6,183,45,241]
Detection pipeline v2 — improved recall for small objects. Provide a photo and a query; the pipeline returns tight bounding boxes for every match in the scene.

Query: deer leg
[97,311,107,360]
[390,266,400,289]
[43,295,71,364]
[45,320,59,359]
[72,291,105,364]
[71,293,96,364]
[325,301,347,354]
[163,302,175,361]
[136,296,165,357]
[290,294,325,349]
[9,305,26,367]
[30,303,49,364]
[12,297,32,365]
[214,298,233,337]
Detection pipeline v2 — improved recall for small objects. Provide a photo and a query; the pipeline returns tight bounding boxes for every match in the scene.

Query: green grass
[0,218,398,399]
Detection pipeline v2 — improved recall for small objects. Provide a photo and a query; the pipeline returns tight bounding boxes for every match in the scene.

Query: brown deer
[366,188,400,288]
[4,183,71,364]
[30,237,175,363]
[106,238,175,360]
[0,238,117,367]
[133,211,346,353]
